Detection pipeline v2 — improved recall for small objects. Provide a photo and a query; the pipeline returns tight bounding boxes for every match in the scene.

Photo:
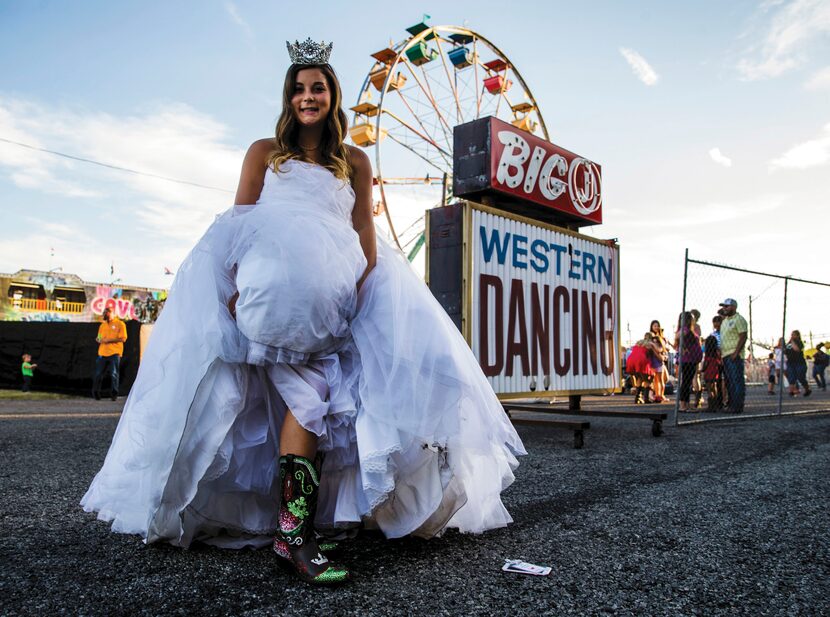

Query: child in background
[21,354,37,392]
[626,333,658,405]
[767,353,776,395]
[701,333,722,411]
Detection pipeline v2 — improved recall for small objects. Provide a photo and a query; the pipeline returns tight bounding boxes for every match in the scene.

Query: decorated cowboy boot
[276,454,349,585]
[273,535,339,561]
[634,387,644,404]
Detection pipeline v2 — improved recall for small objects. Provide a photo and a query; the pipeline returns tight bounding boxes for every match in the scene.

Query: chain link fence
[674,252,830,426]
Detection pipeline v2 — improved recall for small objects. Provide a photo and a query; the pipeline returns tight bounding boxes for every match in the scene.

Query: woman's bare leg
[280,409,317,459]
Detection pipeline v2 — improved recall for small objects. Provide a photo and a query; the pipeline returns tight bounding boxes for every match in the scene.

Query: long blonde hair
[267,63,352,180]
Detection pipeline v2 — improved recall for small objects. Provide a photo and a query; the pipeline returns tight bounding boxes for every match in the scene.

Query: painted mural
[1,269,167,323]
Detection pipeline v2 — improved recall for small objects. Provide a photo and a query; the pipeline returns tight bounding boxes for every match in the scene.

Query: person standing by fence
[675,312,703,412]
[702,331,722,410]
[766,353,777,395]
[813,343,828,391]
[773,338,785,394]
[689,309,705,408]
[710,315,727,408]
[785,331,811,397]
[92,307,127,401]
[719,298,747,413]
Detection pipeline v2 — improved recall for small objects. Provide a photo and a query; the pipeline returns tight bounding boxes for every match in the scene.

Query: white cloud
[804,66,830,89]
[737,0,830,80]
[0,97,242,239]
[0,102,103,198]
[0,96,246,287]
[619,47,659,86]
[224,2,253,38]
[708,147,733,167]
[613,194,786,229]
[769,122,830,170]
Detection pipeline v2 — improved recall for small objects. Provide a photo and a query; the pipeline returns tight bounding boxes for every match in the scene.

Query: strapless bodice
[256,159,355,223]
[230,157,366,360]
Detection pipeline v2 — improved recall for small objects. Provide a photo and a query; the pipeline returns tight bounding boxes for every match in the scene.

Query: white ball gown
[81,159,526,548]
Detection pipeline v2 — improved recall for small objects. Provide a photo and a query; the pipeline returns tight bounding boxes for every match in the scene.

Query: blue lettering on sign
[582,252,596,283]
[478,224,613,285]
[480,226,510,265]
[512,234,528,269]
[530,239,549,272]
[598,256,612,286]
[569,249,581,280]
[549,243,566,275]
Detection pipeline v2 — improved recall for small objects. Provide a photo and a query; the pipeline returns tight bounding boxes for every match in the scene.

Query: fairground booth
[0,269,166,394]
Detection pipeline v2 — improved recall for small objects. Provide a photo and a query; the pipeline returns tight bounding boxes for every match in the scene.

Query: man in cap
[719,298,747,413]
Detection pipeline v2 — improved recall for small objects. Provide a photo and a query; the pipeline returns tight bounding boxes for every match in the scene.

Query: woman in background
[675,312,703,412]
[785,331,811,397]
[648,320,669,403]
[690,309,704,408]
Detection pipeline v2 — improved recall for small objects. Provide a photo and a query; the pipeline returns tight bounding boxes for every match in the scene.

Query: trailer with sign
[427,115,623,422]
[427,202,620,400]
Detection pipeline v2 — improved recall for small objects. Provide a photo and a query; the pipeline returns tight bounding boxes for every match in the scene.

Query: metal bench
[503,402,667,437]
[504,409,591,449]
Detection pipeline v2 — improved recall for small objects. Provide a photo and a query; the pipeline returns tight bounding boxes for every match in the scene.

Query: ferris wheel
[349,21,549,259]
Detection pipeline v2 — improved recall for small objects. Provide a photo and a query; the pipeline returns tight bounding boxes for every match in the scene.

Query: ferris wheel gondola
[349,22,549,257]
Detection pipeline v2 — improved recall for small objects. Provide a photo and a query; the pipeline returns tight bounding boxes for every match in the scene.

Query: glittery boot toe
[276,454,350,585]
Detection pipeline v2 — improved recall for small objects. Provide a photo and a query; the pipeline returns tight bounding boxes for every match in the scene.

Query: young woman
[81,41,525,586]
[648,320,669,403]
[675,312,703,412]
[785,330,811,397]
[689,309,703,407]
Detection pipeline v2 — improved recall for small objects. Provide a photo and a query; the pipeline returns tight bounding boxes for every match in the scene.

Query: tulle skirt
[81,205,526,548]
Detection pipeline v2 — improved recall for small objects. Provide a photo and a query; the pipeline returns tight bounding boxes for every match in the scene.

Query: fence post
[674,248,689,427]
[778,278,788,415]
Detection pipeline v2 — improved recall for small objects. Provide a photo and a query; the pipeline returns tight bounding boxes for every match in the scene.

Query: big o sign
[453,116,603,226]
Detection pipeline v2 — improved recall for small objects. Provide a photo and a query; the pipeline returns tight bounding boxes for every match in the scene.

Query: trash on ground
[502,559,551,576]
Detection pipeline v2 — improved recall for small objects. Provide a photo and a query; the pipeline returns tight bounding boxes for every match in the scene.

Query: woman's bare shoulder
[248,138,276,159]
[347,144,370,169]
[235,139,274,205]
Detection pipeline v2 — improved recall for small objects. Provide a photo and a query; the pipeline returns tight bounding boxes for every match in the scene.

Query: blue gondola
[448,46,473,69]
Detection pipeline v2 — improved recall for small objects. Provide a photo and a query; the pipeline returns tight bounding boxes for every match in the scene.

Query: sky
[1,0,829,347]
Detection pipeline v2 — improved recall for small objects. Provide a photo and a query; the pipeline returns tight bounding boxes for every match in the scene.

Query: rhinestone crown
[286,38,333,65]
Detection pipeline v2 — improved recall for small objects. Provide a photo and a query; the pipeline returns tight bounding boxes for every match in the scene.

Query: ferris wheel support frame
[360,25,550,250]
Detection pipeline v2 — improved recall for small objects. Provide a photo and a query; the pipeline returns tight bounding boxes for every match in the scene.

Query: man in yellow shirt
[93,307,128,401]
[719,298,748,413]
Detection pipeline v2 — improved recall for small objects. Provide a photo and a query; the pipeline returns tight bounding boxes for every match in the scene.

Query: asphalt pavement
[1,394,829,616]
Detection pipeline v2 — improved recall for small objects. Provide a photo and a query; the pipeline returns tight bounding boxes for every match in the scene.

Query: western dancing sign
[426,202,620,398]
[472,206,618,396]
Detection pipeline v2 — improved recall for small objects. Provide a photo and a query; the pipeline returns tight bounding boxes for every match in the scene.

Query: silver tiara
[286,38,333,65]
